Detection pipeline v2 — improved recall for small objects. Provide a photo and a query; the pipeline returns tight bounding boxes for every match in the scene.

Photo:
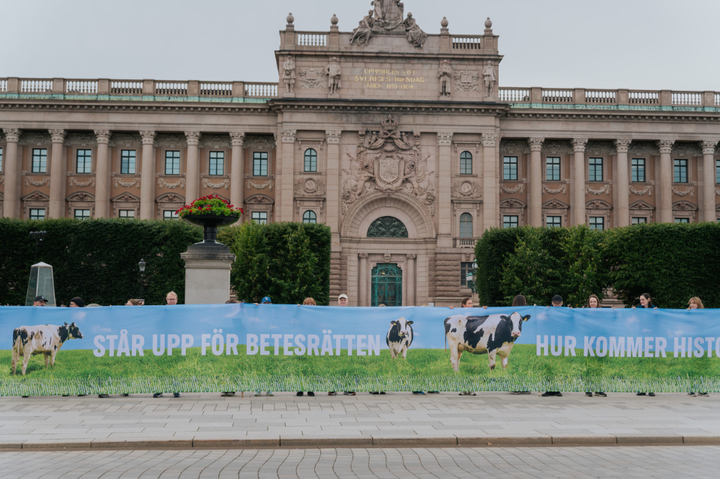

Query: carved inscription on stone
[454,70,479,92]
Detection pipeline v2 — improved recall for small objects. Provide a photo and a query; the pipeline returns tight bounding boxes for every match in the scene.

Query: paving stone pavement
[0,391,719,449]
[0,446,718,479]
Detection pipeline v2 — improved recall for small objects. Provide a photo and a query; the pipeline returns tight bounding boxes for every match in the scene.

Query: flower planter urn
[182,213,240,245]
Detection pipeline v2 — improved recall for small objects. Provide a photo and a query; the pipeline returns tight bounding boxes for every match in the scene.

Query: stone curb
[6,435,720,451]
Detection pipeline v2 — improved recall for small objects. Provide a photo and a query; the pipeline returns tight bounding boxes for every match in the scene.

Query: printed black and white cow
[444,312,530,371]
[11,323,84,375]
[386,317,414,359]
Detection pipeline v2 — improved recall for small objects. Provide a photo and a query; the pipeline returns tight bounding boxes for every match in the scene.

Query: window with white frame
[32,149,47,173]
[29,208,45,220]
[251,211,268,224]
[460,151,472,175]
[546,157,560,181]
[74,209,91,220]
[675,217,690,224]
[163,210,179,220]
[209,151,224,176]
[76,149,92,174]
[503,156,518,181]
[302,210,317,224]
[121,150,136,174]
[253,152,268,176]
[632,217,647,225]
[119,210,135,219]
[589,216,605,230]
[631,158,646,182]
[546,216,561,228]
[589,158,603,182]
[459,213,473,237]
[165,151,180,175]
[674,159,688,183]
[503,215,518,229]
[304,149,317,172]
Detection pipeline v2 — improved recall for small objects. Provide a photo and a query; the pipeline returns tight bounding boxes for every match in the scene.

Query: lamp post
[466,260,478,297]
[29,231,47,263]
[138,259,146,301]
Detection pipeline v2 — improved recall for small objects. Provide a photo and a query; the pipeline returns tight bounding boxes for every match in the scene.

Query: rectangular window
[29,208,45,220]
[0,147,3,173]
[460,262,474,287]
[209,151,224,176]
[503,156,518,181]
[121,150,136,174]
[546,216,562,228]
[716,160,720,185]
[76,149,92,174]
[163,210,179,220]
[74,209,91,220]
[32,148,47,173]
[253,152,268,176]
[546,157,561,181]
[675,218,690,224]
[589,217,605,231]
[503,215,519,229]
[460,152,473,175]
[251,211,268,224]
[165,151,180,175]
[674,159,688,183]
[119,210,135,218]
[631,158,646,183]
[632,217,647,225]
[589,158,604,182]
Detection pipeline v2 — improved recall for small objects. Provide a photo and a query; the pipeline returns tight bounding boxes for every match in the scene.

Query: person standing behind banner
[297,298,317,398]
[636,292,656,397]
[584,295,607,398]
[154,292,181,399]
[459,297,477,397]
[333,294,356,397]
[254,296,275,397]
[687,297,709,397]
[541,295,565,398]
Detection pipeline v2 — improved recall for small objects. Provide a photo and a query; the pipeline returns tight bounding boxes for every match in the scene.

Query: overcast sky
[2,0,718,91]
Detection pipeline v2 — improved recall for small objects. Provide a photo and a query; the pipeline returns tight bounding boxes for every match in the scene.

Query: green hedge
[219,222,331,305]
[0,218,202,306]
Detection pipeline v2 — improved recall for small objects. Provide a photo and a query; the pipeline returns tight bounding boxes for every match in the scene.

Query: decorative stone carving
[94,130,111,144]
[326,57,342,94]
[454,70,479,92]
[25,176,50,187]
[350,9,375,46]
[18,131,50,146]
[543,184,567,194]
[281,129,296,144]
[113,192,139,203]
[49,129,66,144]
[229,132,245,147]
[68,192,93,202]
[65,132,96,146]
[629,141,658,156]
[109,133,141,148]
[657,140,674,154]
[482,133,497,147]
[438,60,452,97]
[716,188,720,196]
[246,179,275,191]
[299,68,326,89]
[545,141,573,155]
[69,177,96,188]
[527,138,544,152]
[544,199,569,209]
[3,128,21,143]
[482,63,497,99]
[24,191,49,202]
[404,13,427,48]
[244,135,275,150]
[437,132,453,146]
[672,186,695,197]
[282,55,296,94]
[629,185,653,196]
[184,132,201,146]
[701,141,718,155]
[672,142,701,157]
[155,134,186,148]
[587,141,614,156]
[586,200,611,210]
[295,178,327,197]
[501,184,525,194]
[630,200,654,210]
[342,115,435,215]
[114,178,141,189]
[372,0,404,32]
[158,193,184,203]
[140,131,156,146]
[571,138,589,152]
[199,134,231,149]
[673,201,697,218]
[584,185,611,196]
[452,180,482,199]
[202,178,229,190]
[158,178,186,189]
[325,130,341,144]
[500,198,526,209]
[614,139,632,153]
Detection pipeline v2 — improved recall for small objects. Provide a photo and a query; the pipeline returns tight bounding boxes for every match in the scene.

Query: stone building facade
[1,4,719,306]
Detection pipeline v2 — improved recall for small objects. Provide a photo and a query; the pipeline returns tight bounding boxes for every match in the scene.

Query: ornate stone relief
[114,178,141,189]
[614,139,632,153]
[229,132,245,147]
[65,132,96,146]
[326,57,342,95]
[158,178,186,189]
[630,200,654,210]
[299,68,325,89]
[543,184,567,195]
[25,176,50,187]
[282,55,296,94]
[700,141,718,155]
[544,199,569,209]
[24,191,49,202]
[185,131,201,146]
[500,198,526,209]
[158,193,184,203]
[244,136,275,150]
[349,2,426,48]
[109,133,141,148]
[452,180,482,199]
[295,178,327,197]
[584,184,611,196]
[113,192,139,203]
[501,140,531,154]
[672,186,695,197]
[94,130,111,144]
[657,140,675,154]
[672,142,701,157]
[199,135,230,149]
[155,134,186,149]
[454,70,479,92]
[68,192,93,202]
[572,138,589,152]
[246,179,274,191]
[630,185,653,196]
[544,141,573,155]
[281,129,297,144]
[18,131,50,146]
[587,141,614,156]
[586,200,611,210]
[202,178,229,190]
[342,115,435,215]
[49,129,66,144]
[3,129,21,143]
[673,201,697,218]
[501,184,525,194]
[69,177,96,188]
[438,60,452,97]
[629,142,658,156]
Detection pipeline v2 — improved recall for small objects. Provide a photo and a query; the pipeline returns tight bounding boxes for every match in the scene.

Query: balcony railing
[451,35,482,50]
[455,238,477,248]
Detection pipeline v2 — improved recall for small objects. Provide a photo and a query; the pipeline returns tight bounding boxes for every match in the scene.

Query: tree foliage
[500,227,560,306]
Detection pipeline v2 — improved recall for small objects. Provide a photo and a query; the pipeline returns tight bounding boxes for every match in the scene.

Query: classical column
[614,139,632,227]
[2,129,21,218]
[528,138,544,227]
[482,133,498,231]
[279,129,296,222]
[229,132,245,212]
[140,131,156,220]
[406,254,416,306]
[437,132,453,247]
[48,129,66,218]
[94,130,112,218]
[657,140,674,223]
[326,130,341,246]
[571,138,588,226]
[185,132,201,202]
[701,141,718,222]
[358,253,368,307]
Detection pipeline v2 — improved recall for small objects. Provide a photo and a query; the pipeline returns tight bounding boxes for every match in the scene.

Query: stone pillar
[358,253,368,307]
[482,133,498,231]
[48,129,66,218]
[181,243,237,305]
[571,138,588,226]
[185,132,201,202]
[528,138,544,227]
[326,130,342,247]
[2,129,21,218]
[94,130,112,218]
[406,254,416,306]
[437,133,453,247]
[701,140,718,222]
[140,131,156,220]
[614,139,632,227]
[229,132,245,211]
[657,140,674,223]
[279,129,296,221]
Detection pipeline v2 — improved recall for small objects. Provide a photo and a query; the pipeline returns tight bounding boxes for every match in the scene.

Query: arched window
[460,151,473,175]
[303,210,317,224]
[304,148,317,172]
[367,216,408,238]
[459,213,473,238]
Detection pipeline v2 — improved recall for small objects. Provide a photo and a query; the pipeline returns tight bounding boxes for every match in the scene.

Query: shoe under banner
[1,304,718,396]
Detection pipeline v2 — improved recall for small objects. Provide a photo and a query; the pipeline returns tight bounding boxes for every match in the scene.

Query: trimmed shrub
[219,222,331,305]
[0,218,202,306]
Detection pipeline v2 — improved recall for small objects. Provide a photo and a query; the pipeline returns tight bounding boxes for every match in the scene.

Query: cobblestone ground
[0,446,717,479]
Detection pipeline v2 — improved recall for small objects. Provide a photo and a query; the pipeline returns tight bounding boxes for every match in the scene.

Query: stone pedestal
[181,244,236,305]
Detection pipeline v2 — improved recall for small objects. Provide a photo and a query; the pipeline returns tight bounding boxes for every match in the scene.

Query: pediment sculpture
[350,1,427,48]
